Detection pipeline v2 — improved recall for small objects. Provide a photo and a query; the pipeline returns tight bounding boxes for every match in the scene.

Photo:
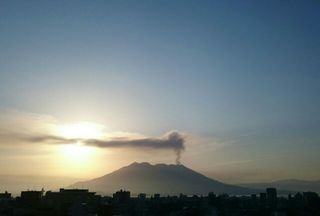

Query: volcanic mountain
[70,162,257,195]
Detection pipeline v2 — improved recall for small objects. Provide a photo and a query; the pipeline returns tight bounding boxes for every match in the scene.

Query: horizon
[0,0,319,194]
[1,161,319,184]
[2,161,320,197]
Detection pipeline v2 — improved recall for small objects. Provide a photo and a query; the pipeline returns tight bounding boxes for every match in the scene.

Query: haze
[0,0,319,192]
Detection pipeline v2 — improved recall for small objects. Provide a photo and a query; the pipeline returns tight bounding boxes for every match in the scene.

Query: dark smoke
[86,131,185,164]
[18,131,186,164]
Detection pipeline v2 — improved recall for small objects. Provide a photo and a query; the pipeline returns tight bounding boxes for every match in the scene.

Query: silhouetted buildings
[0,191,11,200]
[260,192,267,203]
[153,193,160,199]
[0,187,319,216]
[20,190,43,206]
[138,193,146,200]
[45,188,98,216]
[0,191,13,216]
[303,192,319,208]
[266,187,277,208]
[45,188,96,203]
[113,189,130,204]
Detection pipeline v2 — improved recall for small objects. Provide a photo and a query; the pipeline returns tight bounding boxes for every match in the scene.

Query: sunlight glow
[58,142,97,171]
[61,143,94,159]
[56,122,105,139]
[53,122,105,173]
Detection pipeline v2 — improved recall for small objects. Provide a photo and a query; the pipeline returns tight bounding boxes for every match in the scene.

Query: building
[113,190,130,204]
[260,193,267,203]
[43,188,99,215]
[0,191,11,200]
[138,193,146,199]
[45,188,97,207]
[20,190,43,206]
[266,188,277,208]
[303,192,319,207]
[153,193,160,199]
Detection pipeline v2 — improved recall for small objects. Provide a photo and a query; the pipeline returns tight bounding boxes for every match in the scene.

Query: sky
[0,0,319,184]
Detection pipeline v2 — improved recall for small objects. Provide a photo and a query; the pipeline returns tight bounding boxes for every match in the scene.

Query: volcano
[70,162,257,195]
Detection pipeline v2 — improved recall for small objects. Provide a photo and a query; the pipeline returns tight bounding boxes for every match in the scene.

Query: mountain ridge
[70,162,257,195]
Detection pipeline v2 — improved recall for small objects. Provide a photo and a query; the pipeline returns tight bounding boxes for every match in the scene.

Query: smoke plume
[12,131,186,164]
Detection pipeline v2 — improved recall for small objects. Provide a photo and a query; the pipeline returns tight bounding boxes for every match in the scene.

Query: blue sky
[0,0,319,182]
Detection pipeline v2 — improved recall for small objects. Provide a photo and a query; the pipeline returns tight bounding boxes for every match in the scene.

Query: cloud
[19,131,186,164]
[0,110,186,164]
[86,131,185,164]
[22,135,79,145]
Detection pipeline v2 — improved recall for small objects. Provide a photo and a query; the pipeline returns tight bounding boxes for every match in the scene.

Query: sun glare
[60,142,95,159]
[53,122,105,172]
[57,122,105,139]
[57,142,97,174]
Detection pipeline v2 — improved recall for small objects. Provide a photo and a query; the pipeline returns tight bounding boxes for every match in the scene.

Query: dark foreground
[0,188,319,216]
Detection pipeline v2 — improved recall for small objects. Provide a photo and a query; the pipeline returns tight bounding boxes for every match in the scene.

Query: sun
[53,122,105,171]
[56,122,105,139]
[59,142,95,160]
[56,142,98,176]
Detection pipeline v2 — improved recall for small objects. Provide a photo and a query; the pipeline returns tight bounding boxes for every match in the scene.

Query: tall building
[266,188,277,208]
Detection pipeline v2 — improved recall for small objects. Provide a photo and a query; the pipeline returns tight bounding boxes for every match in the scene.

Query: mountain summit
[70,162,256,195]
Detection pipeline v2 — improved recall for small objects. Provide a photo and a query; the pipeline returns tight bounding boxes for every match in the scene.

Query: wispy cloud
[0,110,186,164]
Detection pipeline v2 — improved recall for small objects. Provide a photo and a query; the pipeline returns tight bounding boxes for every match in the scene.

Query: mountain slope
[240,179,320,194]
[70,162,256,195]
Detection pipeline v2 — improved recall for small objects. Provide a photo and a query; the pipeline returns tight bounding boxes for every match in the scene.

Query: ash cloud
[0,111,186,164]
[15,131,186,164]
[86,131,185,164]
